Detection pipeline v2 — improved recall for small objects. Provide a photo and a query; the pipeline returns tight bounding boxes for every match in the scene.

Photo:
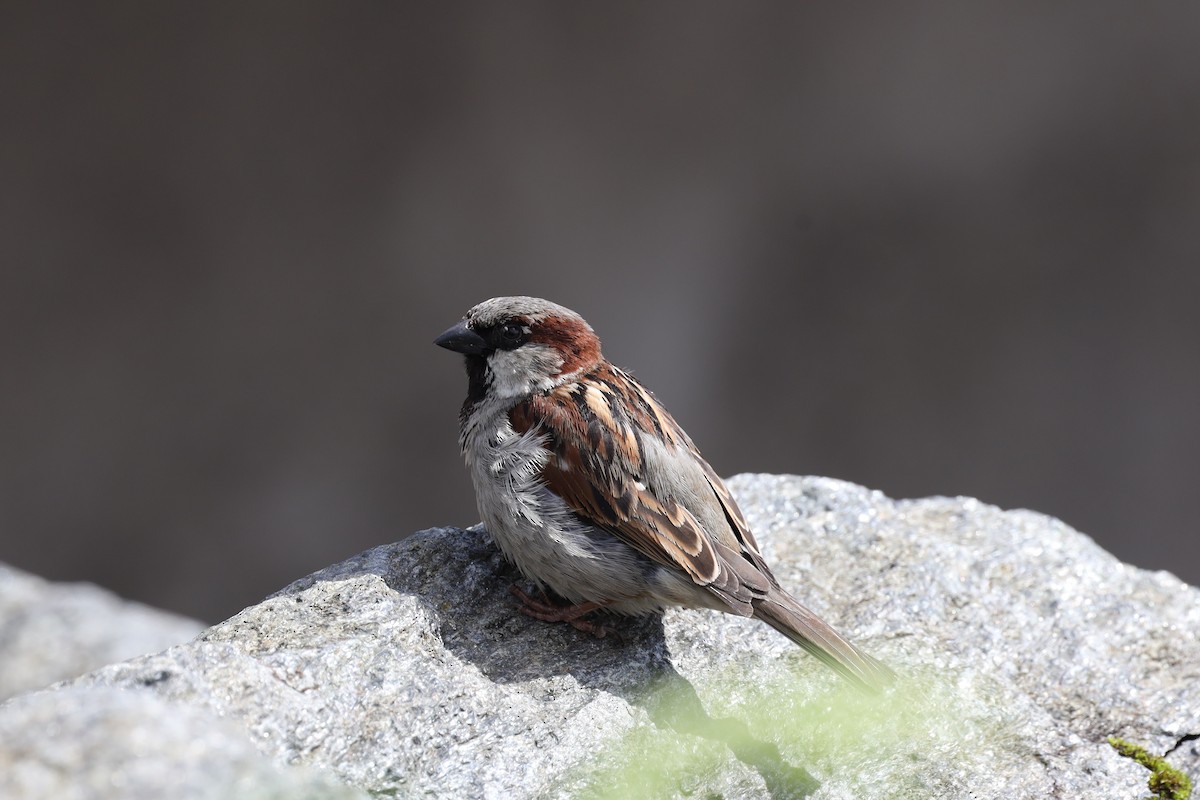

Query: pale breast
[460,402,677,612]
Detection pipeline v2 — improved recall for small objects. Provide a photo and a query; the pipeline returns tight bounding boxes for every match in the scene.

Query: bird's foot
[508,584,621,640]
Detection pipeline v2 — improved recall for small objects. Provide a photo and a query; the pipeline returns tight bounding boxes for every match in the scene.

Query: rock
[1,475,1197,799]
[0,686,367,799]
[0,563,206,701]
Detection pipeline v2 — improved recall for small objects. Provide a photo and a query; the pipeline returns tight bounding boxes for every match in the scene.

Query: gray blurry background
[2,3,1198,623]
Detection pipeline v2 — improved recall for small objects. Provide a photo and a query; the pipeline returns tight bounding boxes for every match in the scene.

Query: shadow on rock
[279,526,819,798]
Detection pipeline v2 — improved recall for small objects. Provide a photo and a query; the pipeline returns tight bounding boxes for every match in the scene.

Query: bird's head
[434,296,603,401]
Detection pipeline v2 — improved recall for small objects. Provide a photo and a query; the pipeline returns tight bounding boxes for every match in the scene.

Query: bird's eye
[499,323,525,347]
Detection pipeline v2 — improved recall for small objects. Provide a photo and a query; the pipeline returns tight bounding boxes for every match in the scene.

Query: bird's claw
[508,584,621,640]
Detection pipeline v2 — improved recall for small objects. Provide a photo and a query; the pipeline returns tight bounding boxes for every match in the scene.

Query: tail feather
[754,592,894,692]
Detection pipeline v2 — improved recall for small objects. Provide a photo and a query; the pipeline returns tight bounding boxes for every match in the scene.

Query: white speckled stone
[0,686,366,799]
[0,475,1195,798]
[0,563,206,701]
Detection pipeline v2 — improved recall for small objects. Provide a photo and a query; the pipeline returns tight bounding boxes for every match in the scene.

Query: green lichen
[1108,736,1193,800]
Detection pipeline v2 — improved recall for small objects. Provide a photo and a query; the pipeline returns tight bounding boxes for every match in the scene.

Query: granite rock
[0,563,206,701]
[0,686,367,799]
[0,475,1196,799]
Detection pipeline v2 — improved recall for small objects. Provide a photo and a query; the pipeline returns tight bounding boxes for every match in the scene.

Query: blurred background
[2,3,1198,623]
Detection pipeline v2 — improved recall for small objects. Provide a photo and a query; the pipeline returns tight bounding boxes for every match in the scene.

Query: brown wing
[509,365,774,614]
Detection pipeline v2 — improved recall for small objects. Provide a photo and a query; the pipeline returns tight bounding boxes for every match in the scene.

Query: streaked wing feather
[509,371,760,610]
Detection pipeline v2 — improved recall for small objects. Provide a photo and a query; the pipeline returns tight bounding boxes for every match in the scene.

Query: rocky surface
[0,563,206,701]
[0,686,367,800]
[1,475,1197,799]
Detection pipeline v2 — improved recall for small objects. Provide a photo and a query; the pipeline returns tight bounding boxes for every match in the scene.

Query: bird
[434,296,893,691]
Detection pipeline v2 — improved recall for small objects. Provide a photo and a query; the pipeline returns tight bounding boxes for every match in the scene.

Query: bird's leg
[508,584,620,639]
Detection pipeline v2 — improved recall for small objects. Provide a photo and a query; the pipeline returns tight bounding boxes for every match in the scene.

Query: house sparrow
[435,296,892,690]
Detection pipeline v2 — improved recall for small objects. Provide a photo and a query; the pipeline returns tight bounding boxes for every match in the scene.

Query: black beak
[434,320,488,355]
